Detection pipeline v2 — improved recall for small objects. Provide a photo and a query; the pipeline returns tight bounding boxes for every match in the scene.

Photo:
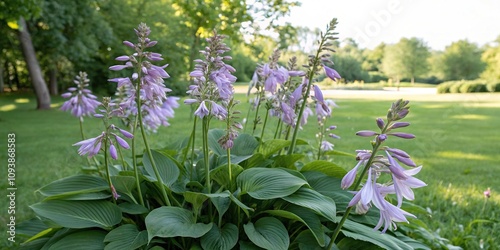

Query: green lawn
[1,90,499,249]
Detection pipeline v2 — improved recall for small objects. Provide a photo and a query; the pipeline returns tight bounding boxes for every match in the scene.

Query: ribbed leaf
[237,168,308,199]
[30,200,121,229]
[145,207,213,242]
[258,139,291,158]
[272,154,304,169]
[104,224,148,250]
[324,150,356,157]
[37,175,108,199]
[301,160,347,178]
[243,217,289,250]
[282,187,337,223]
[342,220,413,250]
[44,230,107,250]
[264,209,325,247]
[201,223,238,250]
[232,133,259,156]
[111,175,136,199]
[208,129,226,156]
[143,150,180,188]
[294,230,334,250]
[211,164,243,188]
[303,171,352,209]
[58,192,111,200]
[118,202,149,215]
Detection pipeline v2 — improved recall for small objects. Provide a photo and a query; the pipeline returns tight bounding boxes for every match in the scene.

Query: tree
[382,37,430,84]
[437,40,484,80]
[362,42,385,72]
[1,0,51,109]
[481,36,500,81]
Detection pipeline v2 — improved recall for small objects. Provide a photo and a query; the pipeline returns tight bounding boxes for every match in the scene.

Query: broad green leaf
[23,228,54,244]
[145,207,213,242]
[336,237,380,249]
[294,230,335,250]
[229,192,254,217]
[104,224,148,250]
[342,220,413,250]
[37,175,108,199]
[301,160,347,178]
[211,164,244,188]
[264,209,325,247]
[393,232,432,250]
[231,133,259,156]
[118,202,149,215]
[17,218,49,237]
[59,192,111,200]
[324,150,356,157]
[111,175,136,199]
[208,129,226,156]
[30,200,121,229]
[45,230,107,250]
[244,217,289,250]
[241,153,272,168]
[184,191,209,214]
[282,187,338,223]
[258,139,291,158]
[209,192,231,223]
[272,154,304,169]
[143,149,180,188]
[303,171,352,209]
[201,223,238,250]
[237,168,308,199]
[239,241,263,250]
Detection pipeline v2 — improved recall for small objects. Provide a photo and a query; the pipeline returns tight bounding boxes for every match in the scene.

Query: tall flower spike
[109,23,178,132]
[61,72,101,118]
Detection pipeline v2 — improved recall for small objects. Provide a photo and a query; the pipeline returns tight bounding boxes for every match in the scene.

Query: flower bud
[388,132,415,139]
[356,130,378,137]
[376,118,385,129]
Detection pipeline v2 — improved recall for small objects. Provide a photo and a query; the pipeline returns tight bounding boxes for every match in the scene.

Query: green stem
[116,142,127,171]
[316,119,326,161]
[79,118,94,167]
[202,117,211,193]
[252,92,263,135]
[103,137,116,205]
[243,101,252,133]
[131,116,145,206]
[274,119,282,139]
[259,109,269,144]
[227,148,232,184]
[182,116,197,170]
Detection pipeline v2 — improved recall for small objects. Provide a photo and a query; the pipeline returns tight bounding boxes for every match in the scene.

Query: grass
[1,90,499,249]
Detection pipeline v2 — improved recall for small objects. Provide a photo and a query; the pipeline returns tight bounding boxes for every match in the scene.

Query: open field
[1,89,499,249]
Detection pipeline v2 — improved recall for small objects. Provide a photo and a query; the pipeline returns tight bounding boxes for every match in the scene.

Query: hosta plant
[17,19,437,250]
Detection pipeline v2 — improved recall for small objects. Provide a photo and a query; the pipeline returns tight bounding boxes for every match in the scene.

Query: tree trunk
[17,16,51,109]
[411,77,415,85]
[0,59,4,93]
[49,68,58,95]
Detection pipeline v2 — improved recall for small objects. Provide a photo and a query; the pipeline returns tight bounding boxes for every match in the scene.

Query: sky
[282,0,500,50]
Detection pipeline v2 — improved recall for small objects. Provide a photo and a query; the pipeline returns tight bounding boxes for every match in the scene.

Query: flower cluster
[61,72,101,118]
[185,31,237,121]
[109,23,178,132]
[73,98,133,160]
[341,99,426,233]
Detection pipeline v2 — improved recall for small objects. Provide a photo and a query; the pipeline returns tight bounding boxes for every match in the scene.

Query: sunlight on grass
[435,151,493,161]
[50,102,64,108]
[15,98,30,103]
[451,114,490,120]
[0,104,16,111]
[421,104,448,109]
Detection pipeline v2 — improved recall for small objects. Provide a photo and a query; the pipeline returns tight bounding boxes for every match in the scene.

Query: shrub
[459,80,488,93]
[487,81,500,92]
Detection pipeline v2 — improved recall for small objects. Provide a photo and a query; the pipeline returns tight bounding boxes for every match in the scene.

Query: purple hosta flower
[61,72,101,118]
[280,102,296,126]
[389,122,410,130]
[313,85,330,118]
[323,65,341,81]
[320,140,334,151]
[385,151,426,206]
[376,118,385,129]
[342,160,364,189]
[211,66,236,101]
[73,132,105,157]
[290,84,304,109]
[109,144,118,160]
[374,196,416,233]
[300,107,313,128]
[356,130,378,137]
[195,101,210,119]
[210,101,228,120]
[484,188,491,198]
[262,64,290,94]
[111,185,120,200]
[388,132,415,139]
[386,147,416,167]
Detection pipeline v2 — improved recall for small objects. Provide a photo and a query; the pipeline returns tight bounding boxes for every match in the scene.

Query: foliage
[381,38,430,84]
[480,36,500,81]
[11,19,440,250]
[437,80,498,94]
[435,40,485,81]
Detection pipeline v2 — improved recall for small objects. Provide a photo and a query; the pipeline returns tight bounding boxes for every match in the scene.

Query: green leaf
[237,168,308,199]
[342,220,413,250]
[184,191,209,214]
[301,160,347,178]
[145,207,213,242]
[303,171,352,209]
[324,150,356,157]
[30,200,121,229]
[118,203,149,215]
[209,192,231,223]
[258,139,291,158]
[17,218,49,237]
[111,175,136,199]
[239,241,263,250]
[336,237,380,250]
[282,187,338,223]
[232,133,259,156]
[143,149,180,188]
[293,230,334,250]
[229,192,254,217]
[272,154,304,169]
[58,192,111,200]
[44,230,107,250]
[104,224,148,250]
[241,153,273,168]
[201,223,238,250]
[244,217,289,250]
[37,175,109,199]
[264,209,325,247]
[211,164,244,188]
[208,129,226,156]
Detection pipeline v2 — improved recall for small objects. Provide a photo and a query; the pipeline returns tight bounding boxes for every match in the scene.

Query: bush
[449,81,463,93]
[459,80,488,93]
[436,81,455,93]
[487,81,500,92]
[368,71,388,83]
